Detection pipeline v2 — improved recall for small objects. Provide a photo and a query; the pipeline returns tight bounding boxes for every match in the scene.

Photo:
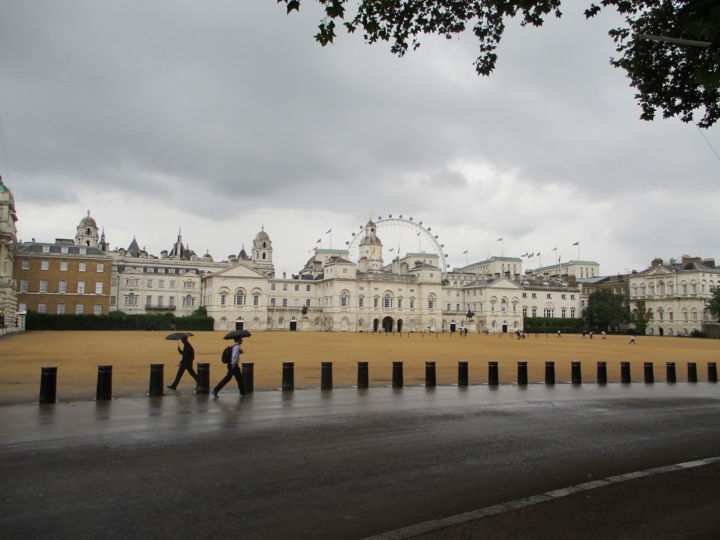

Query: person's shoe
[212,390,219,398]
[167,385,176,390]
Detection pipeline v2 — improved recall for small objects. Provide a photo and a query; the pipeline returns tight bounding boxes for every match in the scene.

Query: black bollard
[321,362,333,390]
[488,361,499,386]
[644,362,654,384]
[392,361,404,388]
[621,362,631,384]
[149,363,164,396]
[458,361,469,387]
[666,362,676,383]
[571,362,582,385]
[709,362,718,383]
[545,361,555,385]
[196,363,210,394]
[597,361,607,385]
[241,362,254,394]
[426,361,437,388]
[687,362,697,383]
[357,362,369,389]
[517,361,528,386]
[96,365,112,401]
[282,362,294,391]
[39,366,57,404]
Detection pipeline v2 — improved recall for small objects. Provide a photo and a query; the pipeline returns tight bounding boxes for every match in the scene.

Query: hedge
[523,317,586,334]
[26,311,214,331]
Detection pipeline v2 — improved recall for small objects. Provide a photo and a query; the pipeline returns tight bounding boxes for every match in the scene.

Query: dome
[255,229,270,242]
[79,211,97,229]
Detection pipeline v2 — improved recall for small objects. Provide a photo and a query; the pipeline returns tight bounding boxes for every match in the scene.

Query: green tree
[583,289,630,332]
[281,0,720,127]
[630,300,650,335]
[708,287,720,322]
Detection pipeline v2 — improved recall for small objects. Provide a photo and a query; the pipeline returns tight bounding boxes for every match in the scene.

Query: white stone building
[0,176,21,334]
[629,256,719,336]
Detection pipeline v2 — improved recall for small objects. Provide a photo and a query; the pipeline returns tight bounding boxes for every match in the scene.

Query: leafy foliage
[280,0,720,127]
[26,311,214,331]
[708,286,720,322]
[583,289,630,332]
[630,300,650,335]
[523,316,585,334]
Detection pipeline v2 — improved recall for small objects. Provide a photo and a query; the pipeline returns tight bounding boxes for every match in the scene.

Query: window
[532,307,537,317]
[77,281,86,294]
[561,308,566,318]
[41,261,49,270]
[522,292,527,298]
[169,281,176,288]
[283,284,287,291]
[94,305,102,315]
[561,294,566,300]
[428,295,436,309]
[570,294,575,300]
[234,290,246,305]
[294,284,299,291]
[220,294,226,306]
[282,298,287,307]
[97,264,104,273]
[456,304,460,311]
[271,298,276,307]
[146,296,152,306]
[57,304,66,314]
[341,292,349,307]
[95,282,103,294]
[157,296,163,307]
[42,245,49,253]
[358,297,364,308]
[383,294,392,309]
[306,285,311,292]
[373,297,379,308]
[447,303,451,311]
[159,280,164,288]
[20,279,28,292]
[184,281,194,289]
[531,293,537,299]
[271,284,276,291]
[21,260,29,270]
[169,296,175,307]
[124,294,138,306]
[110,296,116,306]
[522,307,528,317]
[75,304,84,314]
[79,262,86,272]
[147,279,153,288]
[182,295,194,308]
[39,280,48,293]
[410,299,415,309]
[571,308,576,318]
[59,280,67,293]
[38,303,47,313]
[398,298,403,309]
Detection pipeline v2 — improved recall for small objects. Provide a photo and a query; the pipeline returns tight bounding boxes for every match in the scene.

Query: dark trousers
[169,364,198,388]
[214,364,243,394]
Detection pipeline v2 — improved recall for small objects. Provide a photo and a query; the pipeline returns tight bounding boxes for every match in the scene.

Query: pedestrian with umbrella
[165,332,198,391]
[213,329,251,398]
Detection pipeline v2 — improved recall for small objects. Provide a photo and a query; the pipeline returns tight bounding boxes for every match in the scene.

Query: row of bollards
[38,360,720,403]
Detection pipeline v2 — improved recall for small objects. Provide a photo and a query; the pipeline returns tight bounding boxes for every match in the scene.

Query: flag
[572,241,579,246]
[521,252,528,257]
[316,238,321,244]
[462,250,468,254]
[536,252,541,256]
[325,228,332,234]
[527,253,534,258]
[496,237,503,241]
[552,247,557,251]
[388,248,394,252]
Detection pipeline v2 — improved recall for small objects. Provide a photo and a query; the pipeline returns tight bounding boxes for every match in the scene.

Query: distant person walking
[168,336,197,390]
[213,337,243,397]
[557,330,562,338]
[629,335,637,345]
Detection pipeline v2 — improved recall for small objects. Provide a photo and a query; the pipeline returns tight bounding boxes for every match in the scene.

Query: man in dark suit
[168,336,198,390]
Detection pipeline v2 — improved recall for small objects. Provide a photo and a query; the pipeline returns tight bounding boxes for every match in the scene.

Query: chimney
[651,257,663,267]
[702,258,715,268]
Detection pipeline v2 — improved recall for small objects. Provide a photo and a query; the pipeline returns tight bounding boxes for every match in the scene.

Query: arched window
[383,293,393,309]
[428,294,436,309]
[501,298,508,312]
[235,290,246,305]
[340,291,350,307]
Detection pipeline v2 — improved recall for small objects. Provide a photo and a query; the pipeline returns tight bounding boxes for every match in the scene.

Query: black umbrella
[165,332,194,340]
[223,329,252,339]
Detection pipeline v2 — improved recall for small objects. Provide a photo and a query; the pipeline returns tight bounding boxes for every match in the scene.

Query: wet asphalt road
[2,383,720,539]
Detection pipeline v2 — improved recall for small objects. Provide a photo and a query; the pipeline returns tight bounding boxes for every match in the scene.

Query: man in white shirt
[213,337,243,397]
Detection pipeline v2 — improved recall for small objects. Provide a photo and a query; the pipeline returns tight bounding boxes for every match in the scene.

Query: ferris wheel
[345,215,449,270]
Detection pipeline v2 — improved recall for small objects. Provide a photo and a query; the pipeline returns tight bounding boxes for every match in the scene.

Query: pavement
[2,383,720,539]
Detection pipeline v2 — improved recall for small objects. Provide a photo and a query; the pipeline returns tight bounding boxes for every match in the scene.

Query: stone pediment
[210,263,266,279]
[488,276,523,290]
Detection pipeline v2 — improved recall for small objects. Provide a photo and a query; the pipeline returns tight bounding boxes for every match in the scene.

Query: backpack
[221,346,233,364]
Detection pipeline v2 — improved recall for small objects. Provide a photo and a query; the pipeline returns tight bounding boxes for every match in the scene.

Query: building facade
[0,177,20,334]
[15,240,113,315]
[628,256,719,336]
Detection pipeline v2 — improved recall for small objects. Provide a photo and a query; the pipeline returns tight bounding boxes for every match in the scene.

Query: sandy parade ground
[0,330,719,404]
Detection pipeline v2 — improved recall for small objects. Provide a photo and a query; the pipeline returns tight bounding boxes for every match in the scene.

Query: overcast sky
[1,1,718,278]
